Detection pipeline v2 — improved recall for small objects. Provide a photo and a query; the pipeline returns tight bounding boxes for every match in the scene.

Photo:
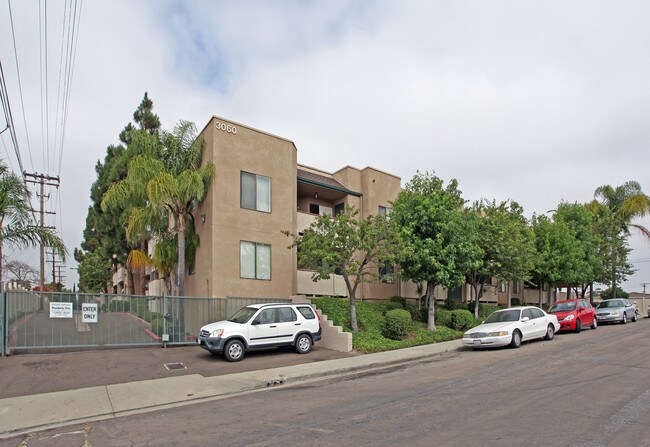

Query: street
[4,318,650,447]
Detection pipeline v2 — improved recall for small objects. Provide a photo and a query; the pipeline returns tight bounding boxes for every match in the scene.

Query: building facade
[179,115,418,301]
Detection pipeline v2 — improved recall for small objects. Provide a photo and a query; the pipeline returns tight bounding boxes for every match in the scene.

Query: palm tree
[102,121,215,296]
[593,181,650,295]
[0,160,66,289]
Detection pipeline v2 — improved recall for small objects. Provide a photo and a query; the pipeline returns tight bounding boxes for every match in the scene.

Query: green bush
[382,309,412,340]
[384,301,403,313]
[450,310,474,330]
[406,304,428,322]
[389,296,406,307]
[445,297,461,310]
[435,309,452,327]
[511,298,521,306]
[150,318,164,336]
[467,301,483,315]
[106,300,129,312]
[131,298,148,318]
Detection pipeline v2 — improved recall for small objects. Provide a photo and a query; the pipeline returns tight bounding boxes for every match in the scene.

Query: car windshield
[484,309,521,323]
[228,306,257,324]
[597,300,624,309]
[549,302,576,312]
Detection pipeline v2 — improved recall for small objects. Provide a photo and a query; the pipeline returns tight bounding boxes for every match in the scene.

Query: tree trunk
[589,283,594,304]
[174,216,187,338]
[538,284,543,308]
[427,282,437,331]
[567,285,572,299]
[343,275,358,332]
[507,282,512,307]
[611,251,617,298]
[177,217,186,297]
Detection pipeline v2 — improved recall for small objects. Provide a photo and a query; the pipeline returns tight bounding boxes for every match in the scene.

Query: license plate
[473,340,481,345]
[196,338,201,345]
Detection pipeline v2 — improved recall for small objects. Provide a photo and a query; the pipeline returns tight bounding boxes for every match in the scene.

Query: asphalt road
[4,318,650,447]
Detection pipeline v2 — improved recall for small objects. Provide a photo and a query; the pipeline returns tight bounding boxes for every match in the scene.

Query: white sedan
[462,306,560,349]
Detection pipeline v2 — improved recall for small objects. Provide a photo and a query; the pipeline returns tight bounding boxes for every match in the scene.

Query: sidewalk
[0,340,463,438]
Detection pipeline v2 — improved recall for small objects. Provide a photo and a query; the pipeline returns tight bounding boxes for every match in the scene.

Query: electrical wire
[7,0,35,172]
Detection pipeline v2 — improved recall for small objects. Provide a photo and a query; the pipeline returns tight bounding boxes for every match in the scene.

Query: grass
[310,297,471,354]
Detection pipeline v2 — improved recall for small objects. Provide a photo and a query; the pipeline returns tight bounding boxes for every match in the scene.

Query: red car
[548,299,597,333]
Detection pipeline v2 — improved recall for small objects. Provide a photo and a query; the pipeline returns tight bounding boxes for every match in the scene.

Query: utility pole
[640,283,650,294]
[23,172,59,292]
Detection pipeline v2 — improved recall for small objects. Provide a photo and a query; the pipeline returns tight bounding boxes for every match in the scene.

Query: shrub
[467,301,483,315]
[389,296,406,307]
[435,309,453,328]
[107,300,129,312]
[511,298,521,306]
[150,318,164,336]
[382,308,412,340]
[445,297,461,310]
[384,301,403,313]
[450,309,474,331]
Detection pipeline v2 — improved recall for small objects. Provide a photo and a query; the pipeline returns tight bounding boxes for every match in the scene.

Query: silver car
[595,299,637,324]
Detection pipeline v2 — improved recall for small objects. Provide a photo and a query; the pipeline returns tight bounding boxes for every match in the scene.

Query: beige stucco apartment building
[175,115,419,301]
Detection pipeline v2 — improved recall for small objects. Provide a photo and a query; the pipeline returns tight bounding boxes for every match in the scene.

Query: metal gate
[1,291,289,354]
[1,292,5,356]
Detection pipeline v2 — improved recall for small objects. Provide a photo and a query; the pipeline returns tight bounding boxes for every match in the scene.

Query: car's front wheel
[544,324,555,340]
[224,339,245,362]
[510,330,522,348]
[591,317,597,329]
[295,334,312,354]
[632,312,638,322]
[622,313,628,324]
[575,319,582,333]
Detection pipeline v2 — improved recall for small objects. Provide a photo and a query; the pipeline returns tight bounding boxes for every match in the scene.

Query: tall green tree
[284,206,397,332]
[103,121,215,297]
[390,172,481,331]
[0,160,66,288]
[553,202,604,298]
[465,200,535,318]
[592,181,650,295]
[77,93,162,293]
[531,213,583,304]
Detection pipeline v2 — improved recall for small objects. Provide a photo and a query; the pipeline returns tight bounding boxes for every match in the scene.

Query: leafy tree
[0,160,66,288]
[553,202,604,298]
[600,286,630,299]
[531,214,583,304]
[592,181,650,294]
[74,248,112,293]
[284,206,397,332]
[465,200,535,318]
[390,172,481,331]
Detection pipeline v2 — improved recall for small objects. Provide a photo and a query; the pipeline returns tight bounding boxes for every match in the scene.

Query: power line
[0,58,25,175]
[7,0,35,171]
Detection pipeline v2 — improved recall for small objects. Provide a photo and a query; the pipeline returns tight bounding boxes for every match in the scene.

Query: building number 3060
[215,121,237,134]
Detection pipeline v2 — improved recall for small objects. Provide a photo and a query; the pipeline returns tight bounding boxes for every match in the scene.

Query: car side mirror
[251,319,260,325]
[521,317,530,322]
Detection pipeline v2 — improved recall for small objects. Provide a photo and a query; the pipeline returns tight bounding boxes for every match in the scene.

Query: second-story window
[378,206,391,218]
[241,171,271,212]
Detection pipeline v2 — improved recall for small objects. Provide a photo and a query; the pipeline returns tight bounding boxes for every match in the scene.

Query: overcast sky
[1,1,649,292]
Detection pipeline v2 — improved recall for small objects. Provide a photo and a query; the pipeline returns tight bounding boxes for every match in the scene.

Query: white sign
[50,302,73,319]
[82,303,98,323]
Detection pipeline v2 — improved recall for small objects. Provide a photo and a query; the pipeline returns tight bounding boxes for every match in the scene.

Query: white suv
[197,303,322,361]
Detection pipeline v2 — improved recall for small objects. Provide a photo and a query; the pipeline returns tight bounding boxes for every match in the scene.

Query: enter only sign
[82,303,98,323]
